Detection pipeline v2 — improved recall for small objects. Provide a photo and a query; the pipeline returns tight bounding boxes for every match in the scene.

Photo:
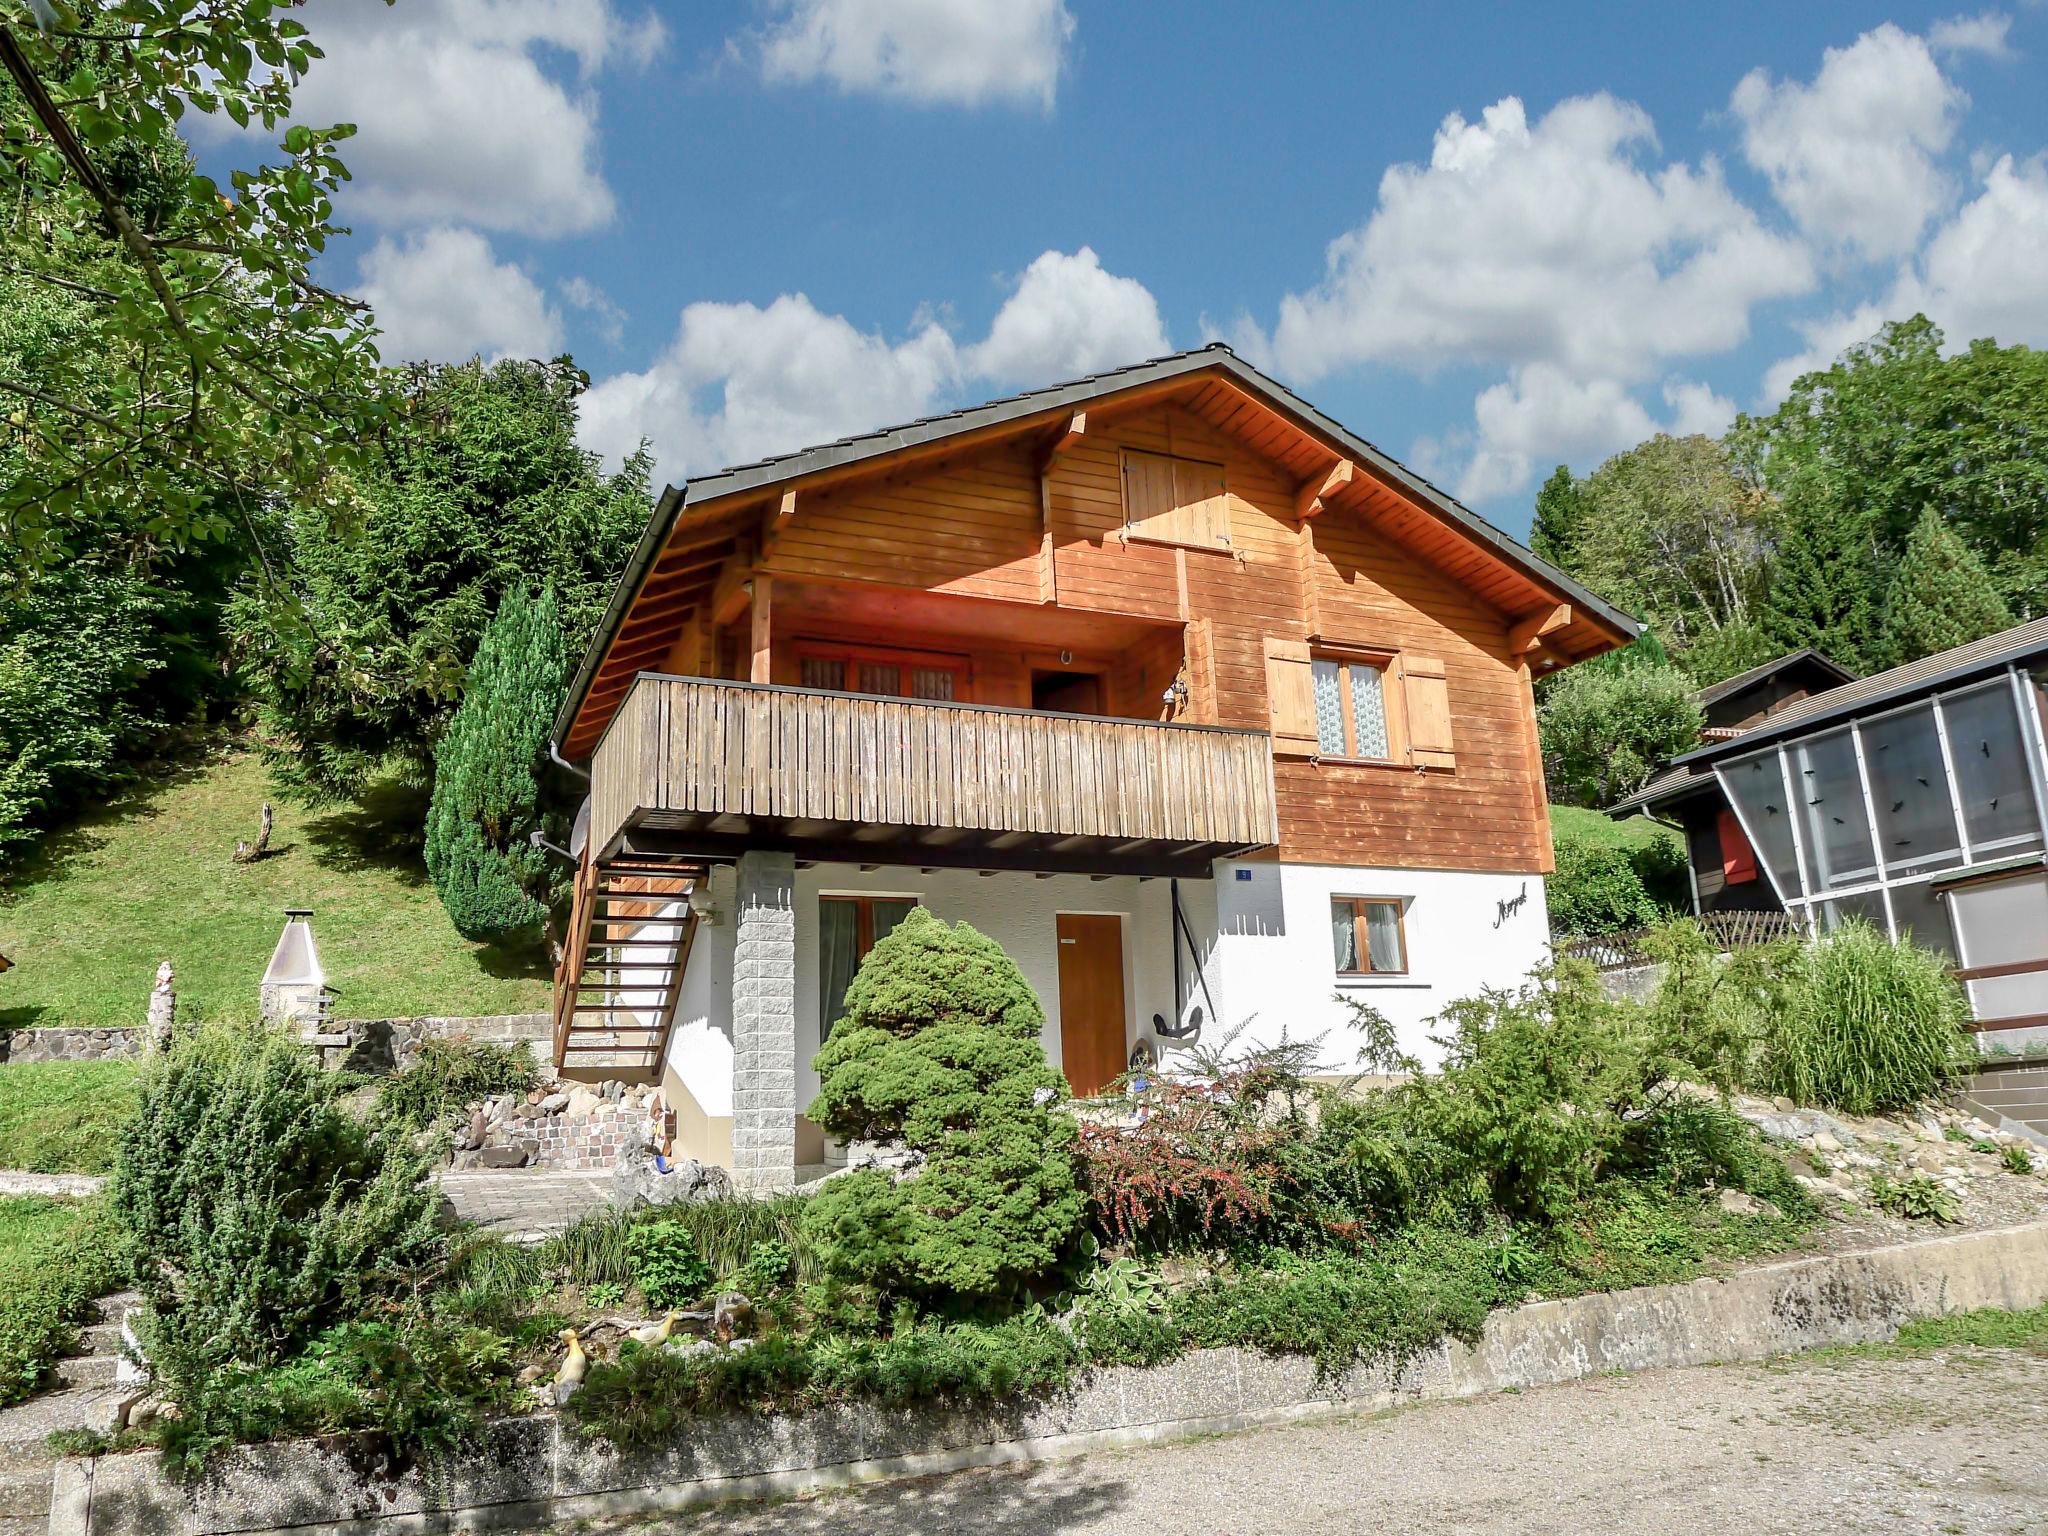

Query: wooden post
[749,575,773,685]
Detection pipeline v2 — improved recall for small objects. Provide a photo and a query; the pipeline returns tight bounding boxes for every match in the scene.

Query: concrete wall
[56,1219,2048,1536]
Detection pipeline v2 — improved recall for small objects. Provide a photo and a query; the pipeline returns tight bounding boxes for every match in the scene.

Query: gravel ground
[590,1346,2048,1536]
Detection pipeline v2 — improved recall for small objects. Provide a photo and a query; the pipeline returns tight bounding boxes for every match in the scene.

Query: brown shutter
[1402,655,1455,770]
[1121,450,1178,541]
[1172,457,1229,547]
[1264,637,1317,756]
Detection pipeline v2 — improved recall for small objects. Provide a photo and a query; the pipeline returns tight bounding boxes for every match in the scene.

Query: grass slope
[1550,804,1684,857]
[0,749,549,1030]
[0,1061,136,1173]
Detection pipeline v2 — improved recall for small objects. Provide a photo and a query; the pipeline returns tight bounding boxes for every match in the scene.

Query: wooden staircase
[552,853,705,1073]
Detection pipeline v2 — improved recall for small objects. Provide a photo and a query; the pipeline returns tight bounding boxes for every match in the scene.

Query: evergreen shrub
[802,908,1083,1301]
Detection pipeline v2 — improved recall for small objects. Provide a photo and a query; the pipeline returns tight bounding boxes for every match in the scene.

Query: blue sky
[217,1,2048,540]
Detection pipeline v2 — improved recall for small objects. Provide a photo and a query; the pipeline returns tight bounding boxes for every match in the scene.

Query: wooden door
[1056,914,1128,1097]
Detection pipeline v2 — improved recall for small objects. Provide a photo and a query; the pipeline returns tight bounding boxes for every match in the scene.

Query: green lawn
[0,1061,136,1173]
[0,1194,80,1269]
[1550,804,1684,857]
[0,749,550,1030]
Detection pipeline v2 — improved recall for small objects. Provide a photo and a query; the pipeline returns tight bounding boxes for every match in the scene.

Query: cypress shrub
[424,584,569,943]
[803,909,1083,1301]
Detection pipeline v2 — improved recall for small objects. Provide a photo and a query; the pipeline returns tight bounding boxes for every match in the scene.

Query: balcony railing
[589,673,1278,874]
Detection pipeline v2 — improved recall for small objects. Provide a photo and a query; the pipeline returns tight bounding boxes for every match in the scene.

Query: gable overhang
[554,345,1639,761]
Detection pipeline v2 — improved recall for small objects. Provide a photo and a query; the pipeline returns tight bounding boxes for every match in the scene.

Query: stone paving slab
[437,1171,615,1239]
[0,1172,105,1198]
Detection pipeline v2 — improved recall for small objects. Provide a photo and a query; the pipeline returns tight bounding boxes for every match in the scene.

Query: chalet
[549,345,1636,1189]
[1616,618,2048,1039]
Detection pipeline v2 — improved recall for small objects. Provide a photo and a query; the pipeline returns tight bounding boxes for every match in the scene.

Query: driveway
[594,1345,2048,1535]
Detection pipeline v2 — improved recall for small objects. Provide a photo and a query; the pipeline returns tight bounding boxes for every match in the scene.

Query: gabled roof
[554,344,1640,756]
[1693,648,1857,709]
[1673,615,2048,766]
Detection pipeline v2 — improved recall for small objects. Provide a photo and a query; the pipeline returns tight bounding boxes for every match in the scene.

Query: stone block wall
[731,852,797,1193]
[0,1027,141,1063]
[302,1013,552,1074]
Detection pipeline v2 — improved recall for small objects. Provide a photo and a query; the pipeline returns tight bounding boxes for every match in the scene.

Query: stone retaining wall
[53,1218,2048,1536]
[0,1027,142,1064]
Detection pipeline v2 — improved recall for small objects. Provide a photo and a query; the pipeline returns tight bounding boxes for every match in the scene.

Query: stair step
[55,1356,118,1390]
[0,1464,54,1521]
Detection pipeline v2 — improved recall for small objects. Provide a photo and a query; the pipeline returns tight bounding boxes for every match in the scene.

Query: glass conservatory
[1714,663,2048,1028]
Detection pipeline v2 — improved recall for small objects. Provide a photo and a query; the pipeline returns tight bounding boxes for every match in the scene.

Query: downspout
[550,741,590,781]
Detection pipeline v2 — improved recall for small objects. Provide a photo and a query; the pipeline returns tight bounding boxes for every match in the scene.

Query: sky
[197,0,2048,541]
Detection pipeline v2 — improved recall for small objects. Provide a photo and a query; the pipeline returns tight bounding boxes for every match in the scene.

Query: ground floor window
[1331,896,1406,975]
[819,895,917,1038]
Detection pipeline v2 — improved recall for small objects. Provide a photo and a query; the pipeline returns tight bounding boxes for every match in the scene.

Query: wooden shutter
[1401,655,1455,770]
[1264,637,1318,756]
[1172,457,1228,547]
[1122,450,1179,541]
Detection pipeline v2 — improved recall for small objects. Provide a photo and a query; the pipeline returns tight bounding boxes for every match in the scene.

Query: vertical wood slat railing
[549,852,597,1065]
[589,673,1281,856]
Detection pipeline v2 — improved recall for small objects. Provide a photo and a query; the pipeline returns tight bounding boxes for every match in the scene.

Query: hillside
[0,749,551,1030]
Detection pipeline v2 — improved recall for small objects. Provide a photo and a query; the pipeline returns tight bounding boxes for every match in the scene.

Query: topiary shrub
[802,908,1082,1302]
[1759,919,1974,1115]
[111,1022,446,1396]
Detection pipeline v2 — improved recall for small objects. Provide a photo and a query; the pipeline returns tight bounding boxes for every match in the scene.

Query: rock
[610,1148,733,1210]
[1812,1131,1843,1154]
[566,1087,602,1118]
[1716,1188,1781,1218]
[516,1363,547,1385]
[714,1292,754,1341]
[664,1339,720,1362]
[476,1145,530,1169]
[1771,1096,1794,1112]
[726,1337,756,1355]
[539,1091,571,1114]
[603,1079,625,1103]
[528,1089,544,1106]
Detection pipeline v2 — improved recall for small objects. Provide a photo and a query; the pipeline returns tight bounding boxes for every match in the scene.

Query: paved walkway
[437,1171,614,1239]
[596,1346,2048,1535]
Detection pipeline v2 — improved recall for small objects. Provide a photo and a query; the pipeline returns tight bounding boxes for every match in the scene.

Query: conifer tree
[1530,464,1587,570]
[1879,506,2016,666]
[1764,489,1883,673]
[424,586,569,943]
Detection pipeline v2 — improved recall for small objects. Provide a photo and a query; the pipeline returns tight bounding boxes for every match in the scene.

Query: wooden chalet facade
[549,345,1636,1188]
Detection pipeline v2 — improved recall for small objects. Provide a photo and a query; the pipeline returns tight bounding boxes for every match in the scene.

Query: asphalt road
[598,1346,2048,1536]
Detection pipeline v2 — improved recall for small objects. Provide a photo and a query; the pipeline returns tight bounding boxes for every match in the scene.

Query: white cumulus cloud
[357,227,564,363]
[1730,23,1967,262]
[966,248,1170,388]
[269,0,664,237]
[1928,11,2013,57]
[748,0,1075,109]
[1244,93,1810,386]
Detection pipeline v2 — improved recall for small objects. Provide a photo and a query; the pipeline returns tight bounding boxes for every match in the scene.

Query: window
[796,644,965,702]
[1121,449,1229,548]
[1331,897,1406,975]
[1311,654,1391,758]
[818,896,918,1039]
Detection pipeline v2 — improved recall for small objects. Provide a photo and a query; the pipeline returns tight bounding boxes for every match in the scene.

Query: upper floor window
[797,643,966,702]
[1312,653,1390,759]
[1121,449,1229,549]
[1332,896,1406,975]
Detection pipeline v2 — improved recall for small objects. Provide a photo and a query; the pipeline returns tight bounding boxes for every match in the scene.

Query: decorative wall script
[1494,882,1528,929]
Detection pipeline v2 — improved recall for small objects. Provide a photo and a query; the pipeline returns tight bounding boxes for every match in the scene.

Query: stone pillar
[731,850,798,1193]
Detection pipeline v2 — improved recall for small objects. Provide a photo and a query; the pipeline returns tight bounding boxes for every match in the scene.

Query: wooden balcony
[589,674,1279,876]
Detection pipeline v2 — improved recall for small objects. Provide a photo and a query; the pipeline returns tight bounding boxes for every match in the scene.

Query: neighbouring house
[1615,649,1860,917]
[1614,617,2048,1040]
[548,345,1636,1189]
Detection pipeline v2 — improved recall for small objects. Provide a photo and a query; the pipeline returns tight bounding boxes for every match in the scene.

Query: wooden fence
[1553,910,1802,972]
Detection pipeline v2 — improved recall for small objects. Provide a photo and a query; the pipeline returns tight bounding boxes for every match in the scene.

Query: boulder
[477,1145,530,1169]
[565,1087,602,1119]
[610,1147,733,1210]
[1715,1187,1781,1218]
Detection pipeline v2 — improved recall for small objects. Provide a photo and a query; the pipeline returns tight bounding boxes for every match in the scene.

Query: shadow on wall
[1217,862,1287,939]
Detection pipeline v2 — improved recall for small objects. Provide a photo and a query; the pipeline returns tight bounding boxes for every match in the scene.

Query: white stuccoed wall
[664,858,1555,1122]
[1202,860,1553,1071]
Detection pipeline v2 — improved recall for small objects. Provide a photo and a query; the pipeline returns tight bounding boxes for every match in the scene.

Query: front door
[1056,913,1128,1097]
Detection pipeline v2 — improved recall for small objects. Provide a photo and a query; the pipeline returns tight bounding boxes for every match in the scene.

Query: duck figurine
[630,1309,680,1348]
[552,1328,588,1406]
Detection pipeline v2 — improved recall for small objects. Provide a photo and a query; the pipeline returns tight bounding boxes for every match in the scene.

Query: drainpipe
[549,742,590,781]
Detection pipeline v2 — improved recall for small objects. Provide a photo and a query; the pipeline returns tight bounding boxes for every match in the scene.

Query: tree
[234,359,649,802]
[1740,316,2048,616]
[425,586,570,944]
[1763,486,1885,673]
[1880,506,2016,667]
[0,2,396,573]
[1568,435,1772,655]
[803,909,1083,1301]
[1529,464,1587,569]
[1537,658,1703,809]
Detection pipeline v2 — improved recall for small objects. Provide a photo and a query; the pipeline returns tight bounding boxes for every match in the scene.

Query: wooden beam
[1293,458,1355,521]
[1036,410,1086,472]
[1507,603,1572,655]
[749,574,773,684]
[710,559,755,629]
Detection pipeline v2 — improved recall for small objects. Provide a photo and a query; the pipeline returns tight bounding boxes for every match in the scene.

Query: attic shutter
[1172,457,1228,546]
[1264,637,1317,756]
[1122,451,1179,541]
[1401,655,1455,770]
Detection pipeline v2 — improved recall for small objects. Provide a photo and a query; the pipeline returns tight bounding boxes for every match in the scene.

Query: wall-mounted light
[687,884,720,925]
[1161,677,1190,708]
